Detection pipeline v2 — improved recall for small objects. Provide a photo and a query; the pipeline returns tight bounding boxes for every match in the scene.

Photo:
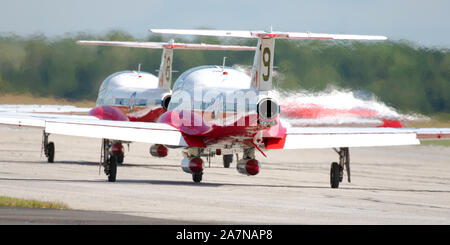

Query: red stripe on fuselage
[100,105,166,123]
[158,110,285,147]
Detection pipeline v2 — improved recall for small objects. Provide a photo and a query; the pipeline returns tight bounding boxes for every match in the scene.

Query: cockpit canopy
[172,65,251,91]
[169,66,257,112]
[96,70,163,107]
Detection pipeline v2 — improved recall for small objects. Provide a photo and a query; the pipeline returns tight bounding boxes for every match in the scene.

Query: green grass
[420,140,450,147]
[408,113,450,128]
[0,196,70,209]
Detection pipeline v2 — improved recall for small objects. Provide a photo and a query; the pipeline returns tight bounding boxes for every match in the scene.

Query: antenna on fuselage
[137,64,142,78]
[222,57,227,68]
[222,57,228,75]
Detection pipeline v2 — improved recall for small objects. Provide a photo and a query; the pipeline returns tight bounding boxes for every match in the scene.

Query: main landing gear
[188,148,204,183]
[42,132,55,163]
[330,147,350,189]
[101,139,124,182]
[223,154,233,168]
[181,147,259,183]
[193,171,203,183]
[236,148,260,176]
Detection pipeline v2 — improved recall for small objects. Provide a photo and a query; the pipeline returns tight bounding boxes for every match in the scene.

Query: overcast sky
[0,0,449,48]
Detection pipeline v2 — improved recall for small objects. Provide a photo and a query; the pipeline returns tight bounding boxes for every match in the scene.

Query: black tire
[192,172,203,183]
[223,154,233,168]
[47,142,55,163]
[108,155,118,182]
[117,154,124,165]
[330,162,340,189]
[339,166,344,182]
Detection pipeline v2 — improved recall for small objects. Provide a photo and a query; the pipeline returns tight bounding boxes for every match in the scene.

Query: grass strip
[420,140,450,147]
[0,196,70,209]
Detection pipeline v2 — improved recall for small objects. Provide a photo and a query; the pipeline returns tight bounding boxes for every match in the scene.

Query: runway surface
[0,206,201,225]
[0,126,449,224]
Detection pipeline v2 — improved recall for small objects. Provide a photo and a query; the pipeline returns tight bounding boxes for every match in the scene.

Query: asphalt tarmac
[0,206,201,225]
[0,126,449,224]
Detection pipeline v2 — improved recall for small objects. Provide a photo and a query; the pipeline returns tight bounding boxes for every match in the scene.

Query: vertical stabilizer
[158,47,173,90]
[149,28,387,92]
[250,38,275,91]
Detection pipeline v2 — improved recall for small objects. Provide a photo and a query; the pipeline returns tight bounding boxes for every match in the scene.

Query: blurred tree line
[0,30,449,114]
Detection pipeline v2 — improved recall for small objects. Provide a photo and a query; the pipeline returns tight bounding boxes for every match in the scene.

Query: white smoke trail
[231,64,428,123]
[272,86,429,122]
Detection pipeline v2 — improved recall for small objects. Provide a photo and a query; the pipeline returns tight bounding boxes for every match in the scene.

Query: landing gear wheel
[47,142,55,163]
[117,153,124,165]
[330,162,340,189]
[107,155,118,182]
[223,154,233,168]
[339,166,344,182]
[192,172,203,183]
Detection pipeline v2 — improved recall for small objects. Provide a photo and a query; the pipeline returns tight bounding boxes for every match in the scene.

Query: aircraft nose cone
[158,110,211,136]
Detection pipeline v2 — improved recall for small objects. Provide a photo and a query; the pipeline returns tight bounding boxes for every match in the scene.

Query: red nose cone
[189,157,204,173]
[245,159,260,176]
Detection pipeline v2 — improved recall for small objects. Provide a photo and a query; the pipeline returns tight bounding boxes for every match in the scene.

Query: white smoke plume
[232,64,429,124]
[272,86,429,122]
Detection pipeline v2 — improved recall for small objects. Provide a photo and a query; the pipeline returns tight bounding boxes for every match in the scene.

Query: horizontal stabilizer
[76,40,256,51]
[149,29,254,38]
[149,29,387,41]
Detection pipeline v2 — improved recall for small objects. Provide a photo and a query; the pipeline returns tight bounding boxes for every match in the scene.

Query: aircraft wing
[268,127,450,150]
[0,104,91,113]
[0,112,187,146]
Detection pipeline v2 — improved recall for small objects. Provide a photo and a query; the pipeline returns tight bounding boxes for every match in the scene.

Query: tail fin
[251,38,274,91]
[149,29,387,91]
[158,46,173,90]
[76,40,256,90]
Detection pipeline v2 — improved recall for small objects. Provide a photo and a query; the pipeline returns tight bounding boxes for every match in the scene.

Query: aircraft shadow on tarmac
[1,159,449,193]
[0,159,99,166]
[0,176,449,193]
[0,159,183,169]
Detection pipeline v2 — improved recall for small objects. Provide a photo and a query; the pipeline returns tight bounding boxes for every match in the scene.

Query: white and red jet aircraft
[75,39,255,164]
[0,29,449,188]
